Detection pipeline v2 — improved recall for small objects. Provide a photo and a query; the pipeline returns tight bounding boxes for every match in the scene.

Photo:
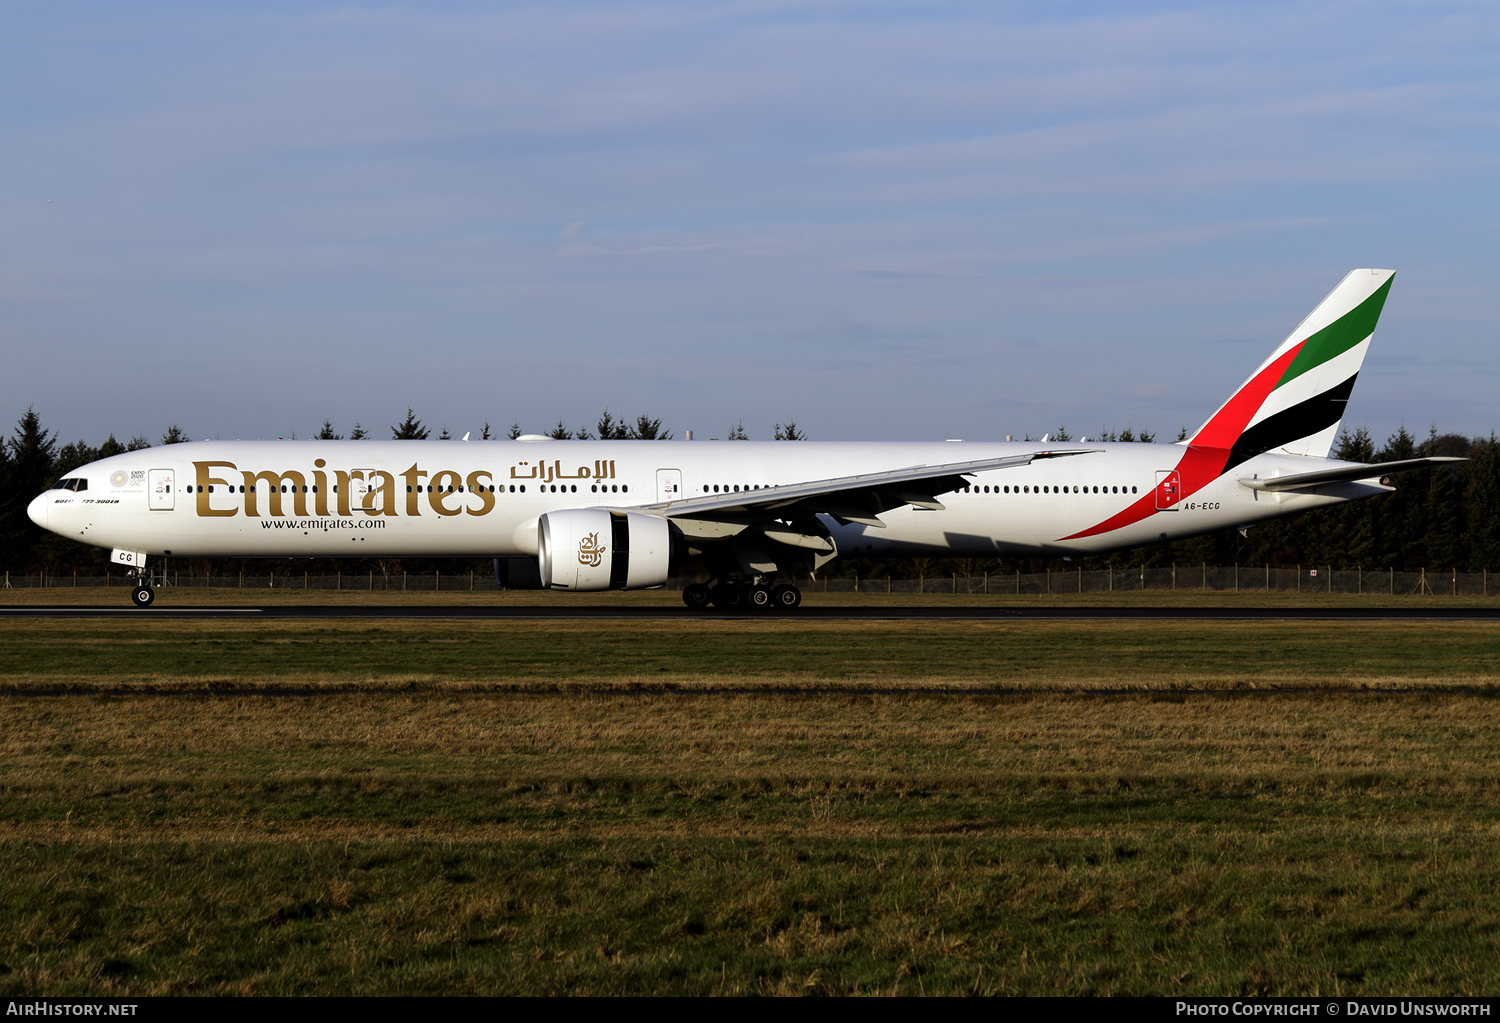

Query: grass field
[2,614,1499,995]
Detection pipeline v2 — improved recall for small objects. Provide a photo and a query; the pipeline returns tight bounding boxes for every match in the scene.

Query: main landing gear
[682,580,802,613]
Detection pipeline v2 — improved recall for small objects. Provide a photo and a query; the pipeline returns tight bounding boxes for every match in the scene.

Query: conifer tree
[391,410,430,440]
[630,415,671,440]
[1,409,57,567]
[595,410,630,440]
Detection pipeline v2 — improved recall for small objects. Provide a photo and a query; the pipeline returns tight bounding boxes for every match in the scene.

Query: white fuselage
[29,438,1377,562]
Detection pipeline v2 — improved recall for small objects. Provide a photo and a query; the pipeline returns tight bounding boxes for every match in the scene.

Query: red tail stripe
[1060,342,1304,541]
[1192,342,1304,449]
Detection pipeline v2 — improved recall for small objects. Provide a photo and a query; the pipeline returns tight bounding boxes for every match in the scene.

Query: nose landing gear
[124,564,157,608]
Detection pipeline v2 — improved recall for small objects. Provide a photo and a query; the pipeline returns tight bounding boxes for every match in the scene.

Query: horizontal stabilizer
[1239,457,1465,492]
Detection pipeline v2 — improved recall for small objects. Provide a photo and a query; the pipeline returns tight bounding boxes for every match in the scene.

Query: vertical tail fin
[1189,268,1394,469]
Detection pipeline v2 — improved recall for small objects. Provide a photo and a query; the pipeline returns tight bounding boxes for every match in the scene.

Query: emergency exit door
[148,469,176,510]
[1155,470,1181,510]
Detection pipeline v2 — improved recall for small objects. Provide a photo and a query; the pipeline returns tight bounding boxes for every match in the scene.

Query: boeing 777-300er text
[29,268,1462,609]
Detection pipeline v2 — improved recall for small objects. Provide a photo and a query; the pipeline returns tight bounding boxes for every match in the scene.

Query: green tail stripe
[1275,275,1394,390]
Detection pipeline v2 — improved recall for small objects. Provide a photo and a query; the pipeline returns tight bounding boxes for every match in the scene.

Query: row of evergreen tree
[336,408,805,442]
[3,406,1497,573]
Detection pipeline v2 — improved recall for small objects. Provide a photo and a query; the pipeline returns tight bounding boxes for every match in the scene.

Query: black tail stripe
[1224,373,1358,473]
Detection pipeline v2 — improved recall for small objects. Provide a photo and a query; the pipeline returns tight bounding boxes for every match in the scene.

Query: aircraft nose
[27,493,48,530]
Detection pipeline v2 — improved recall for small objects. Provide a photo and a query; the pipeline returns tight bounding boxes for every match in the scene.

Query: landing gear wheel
[771,584,802,611]
[709,583,744,609]
[682,582,712,610]
[131,585,155,608]
[747,585,774,611]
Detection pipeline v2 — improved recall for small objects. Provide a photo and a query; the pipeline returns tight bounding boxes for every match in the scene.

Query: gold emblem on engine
[578,532,605,568]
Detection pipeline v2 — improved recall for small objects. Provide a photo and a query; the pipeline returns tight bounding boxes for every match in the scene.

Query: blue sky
[3,1,1498,445]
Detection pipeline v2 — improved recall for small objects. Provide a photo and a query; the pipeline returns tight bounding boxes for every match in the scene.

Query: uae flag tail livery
[1065,269,1404,541]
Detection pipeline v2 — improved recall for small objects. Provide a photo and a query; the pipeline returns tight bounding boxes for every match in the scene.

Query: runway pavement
[3,604,1498,621]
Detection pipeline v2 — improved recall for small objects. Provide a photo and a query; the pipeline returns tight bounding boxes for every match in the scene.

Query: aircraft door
[656,468,682,503]
[1155,470,1181,510]
[350,473,374,512]
[148,469,176,510]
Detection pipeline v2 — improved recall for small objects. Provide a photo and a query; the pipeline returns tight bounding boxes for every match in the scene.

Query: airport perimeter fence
[4,565,1499,597]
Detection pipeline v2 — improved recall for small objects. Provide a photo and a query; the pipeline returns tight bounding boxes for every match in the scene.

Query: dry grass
[3,616,1500,994]
[0,618,1498,693]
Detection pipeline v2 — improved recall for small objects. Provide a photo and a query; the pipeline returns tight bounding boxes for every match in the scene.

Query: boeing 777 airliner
[28,269,1459,609]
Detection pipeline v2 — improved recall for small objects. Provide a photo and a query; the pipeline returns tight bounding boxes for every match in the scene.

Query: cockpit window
[49,478,87,492]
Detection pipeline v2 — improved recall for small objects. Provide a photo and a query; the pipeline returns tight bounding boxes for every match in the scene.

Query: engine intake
[538,509,671,591]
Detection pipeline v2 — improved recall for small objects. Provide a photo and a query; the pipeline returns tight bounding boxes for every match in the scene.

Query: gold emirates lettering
[193,460,498,518]
[509,459,615,482]
[578,532,605,567]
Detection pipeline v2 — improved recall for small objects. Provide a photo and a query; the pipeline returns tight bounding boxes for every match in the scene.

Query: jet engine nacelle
[538,509,671,591]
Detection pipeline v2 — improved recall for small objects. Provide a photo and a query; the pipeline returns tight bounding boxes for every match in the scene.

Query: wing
[640,448,1102,528]
[1238,456,1465,492]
